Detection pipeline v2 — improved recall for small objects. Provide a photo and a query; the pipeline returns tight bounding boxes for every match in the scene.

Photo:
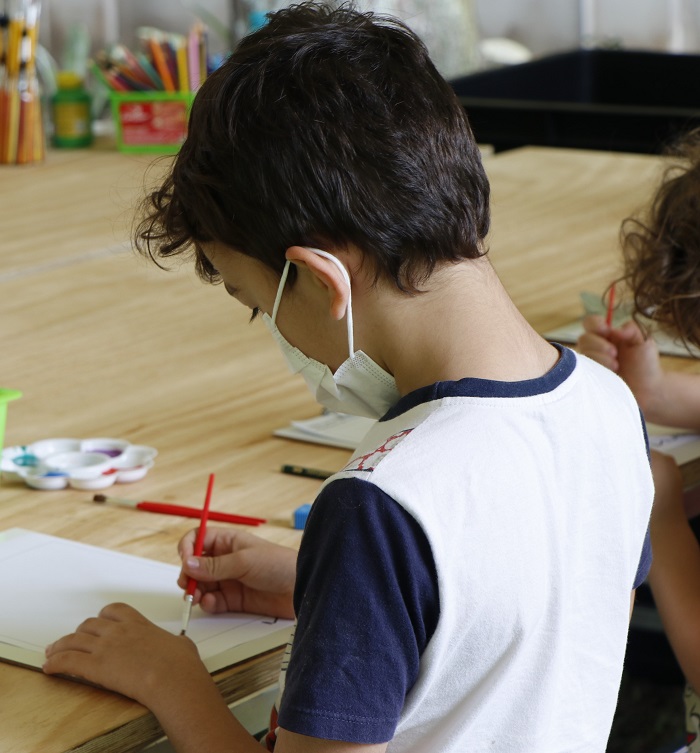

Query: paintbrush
[92,493,265,526]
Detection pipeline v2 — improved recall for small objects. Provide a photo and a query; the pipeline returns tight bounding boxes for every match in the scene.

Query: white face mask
[261,248,400,419]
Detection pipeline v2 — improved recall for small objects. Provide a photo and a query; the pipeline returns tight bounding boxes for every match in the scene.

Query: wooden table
[0,144,692,752]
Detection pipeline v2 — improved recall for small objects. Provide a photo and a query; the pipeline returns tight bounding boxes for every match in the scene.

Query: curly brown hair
[621,128,700,350]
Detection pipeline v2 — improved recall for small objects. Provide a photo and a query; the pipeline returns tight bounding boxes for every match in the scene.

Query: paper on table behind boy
[274,411,375,450]
[0,529,293,674]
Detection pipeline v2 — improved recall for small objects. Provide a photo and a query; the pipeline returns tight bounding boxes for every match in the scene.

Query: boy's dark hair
[135,1,490,292]
[621,128,700,349]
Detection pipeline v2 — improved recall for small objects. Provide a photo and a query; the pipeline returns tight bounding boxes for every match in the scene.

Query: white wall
[38,0,700,74]
[40,0,233,64]
[475,0,700,56]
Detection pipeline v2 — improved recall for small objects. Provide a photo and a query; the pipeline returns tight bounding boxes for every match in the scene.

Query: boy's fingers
[177,528,201,559]
[43,646,106,689]
[73,617,105,636]
[43,649,84,675]
[177,527,243,559]
[182,551,248,584]
[45,631,98,659]
[199,589,234,614]
[98,602,144,621]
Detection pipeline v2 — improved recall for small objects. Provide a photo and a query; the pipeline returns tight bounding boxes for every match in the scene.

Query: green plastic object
[52,71,93,148]
[0,389,22,460]
[109,92,196,154]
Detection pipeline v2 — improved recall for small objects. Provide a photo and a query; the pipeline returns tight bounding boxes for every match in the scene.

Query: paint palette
[1,438,158,491]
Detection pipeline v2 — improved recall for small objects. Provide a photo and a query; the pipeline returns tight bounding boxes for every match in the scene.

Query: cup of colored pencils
[0,0,44,165]
[94,23,210,154]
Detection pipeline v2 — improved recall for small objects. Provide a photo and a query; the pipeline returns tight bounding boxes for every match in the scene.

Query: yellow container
[109,92,195,154]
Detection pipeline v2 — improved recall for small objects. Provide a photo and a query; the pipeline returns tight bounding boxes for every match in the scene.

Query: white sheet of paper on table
[274,411,375,450]
[0,528,293,674]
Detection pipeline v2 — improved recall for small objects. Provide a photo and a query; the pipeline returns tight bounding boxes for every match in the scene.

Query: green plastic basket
[0,389,21,460]
[109,92,196,154]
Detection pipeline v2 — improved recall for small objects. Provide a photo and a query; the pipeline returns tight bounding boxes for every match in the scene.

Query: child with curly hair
[578,128,700,751]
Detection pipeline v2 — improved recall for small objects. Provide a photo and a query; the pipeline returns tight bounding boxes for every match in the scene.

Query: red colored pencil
[605,283,616,328]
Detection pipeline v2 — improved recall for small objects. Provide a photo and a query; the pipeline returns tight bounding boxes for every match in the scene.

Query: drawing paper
[274,411,375,450]
[0,528,293,674]
[647,424,700,467]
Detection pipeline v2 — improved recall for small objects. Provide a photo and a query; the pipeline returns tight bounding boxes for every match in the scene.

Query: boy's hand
[43,603,210,706]
[577,314,664,415]
[178,528,297,620]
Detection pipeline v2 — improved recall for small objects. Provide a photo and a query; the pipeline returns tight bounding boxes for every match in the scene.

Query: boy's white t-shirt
[273,346,654,753]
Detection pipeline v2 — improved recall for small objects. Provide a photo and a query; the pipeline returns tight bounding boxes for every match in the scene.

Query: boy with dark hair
[44,4,654,752]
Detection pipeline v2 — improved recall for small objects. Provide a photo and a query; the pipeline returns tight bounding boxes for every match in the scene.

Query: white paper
[0,529,293,673]
[647,424,700,467]
[274,412,375,450]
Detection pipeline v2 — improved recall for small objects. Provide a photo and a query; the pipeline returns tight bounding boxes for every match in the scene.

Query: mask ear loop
[271,261,291,323]
[304,248,354,357]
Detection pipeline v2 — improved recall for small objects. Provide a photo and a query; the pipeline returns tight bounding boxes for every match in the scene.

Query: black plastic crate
[450,49,700,153]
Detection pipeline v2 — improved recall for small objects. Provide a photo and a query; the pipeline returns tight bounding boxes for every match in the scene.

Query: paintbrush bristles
[92,494,139,507]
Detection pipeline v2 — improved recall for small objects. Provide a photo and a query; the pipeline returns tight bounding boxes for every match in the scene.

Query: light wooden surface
[0,144,694,753]
[487,146,666,333]
[0,143,349,753]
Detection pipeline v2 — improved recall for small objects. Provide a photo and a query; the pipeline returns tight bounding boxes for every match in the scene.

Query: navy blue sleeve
[633,408,653,589]
[633,528,652,589]
[277,477,439,744]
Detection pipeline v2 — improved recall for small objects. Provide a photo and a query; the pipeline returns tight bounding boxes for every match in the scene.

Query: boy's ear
[285,246,350,321]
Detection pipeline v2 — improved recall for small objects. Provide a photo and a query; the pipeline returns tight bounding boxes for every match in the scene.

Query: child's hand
[578,314,657,371]
[43,603,211,706]
[577,314,621,371]
[178,528,297,620]
[577,314,664,416]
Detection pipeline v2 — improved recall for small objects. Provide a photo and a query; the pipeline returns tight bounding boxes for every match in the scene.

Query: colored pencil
[148,36,175,92]
[175,37,188,93]
[188,26,200,91]
[606,283,616,328]
[93,22,210,95]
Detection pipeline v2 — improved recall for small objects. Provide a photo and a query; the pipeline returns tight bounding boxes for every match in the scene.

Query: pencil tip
[93,494,107,503]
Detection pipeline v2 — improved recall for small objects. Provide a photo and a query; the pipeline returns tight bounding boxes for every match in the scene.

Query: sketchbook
[0,528,294,675]
[274,411,375,450]
[647,424,700,467]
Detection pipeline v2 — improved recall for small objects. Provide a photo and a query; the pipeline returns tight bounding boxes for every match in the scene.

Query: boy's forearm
[151,677,264,753]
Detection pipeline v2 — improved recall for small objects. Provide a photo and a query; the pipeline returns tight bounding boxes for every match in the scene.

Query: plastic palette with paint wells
[1,438,158,491]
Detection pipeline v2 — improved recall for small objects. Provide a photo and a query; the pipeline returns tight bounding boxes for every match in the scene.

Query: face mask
[261,248,400,419]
